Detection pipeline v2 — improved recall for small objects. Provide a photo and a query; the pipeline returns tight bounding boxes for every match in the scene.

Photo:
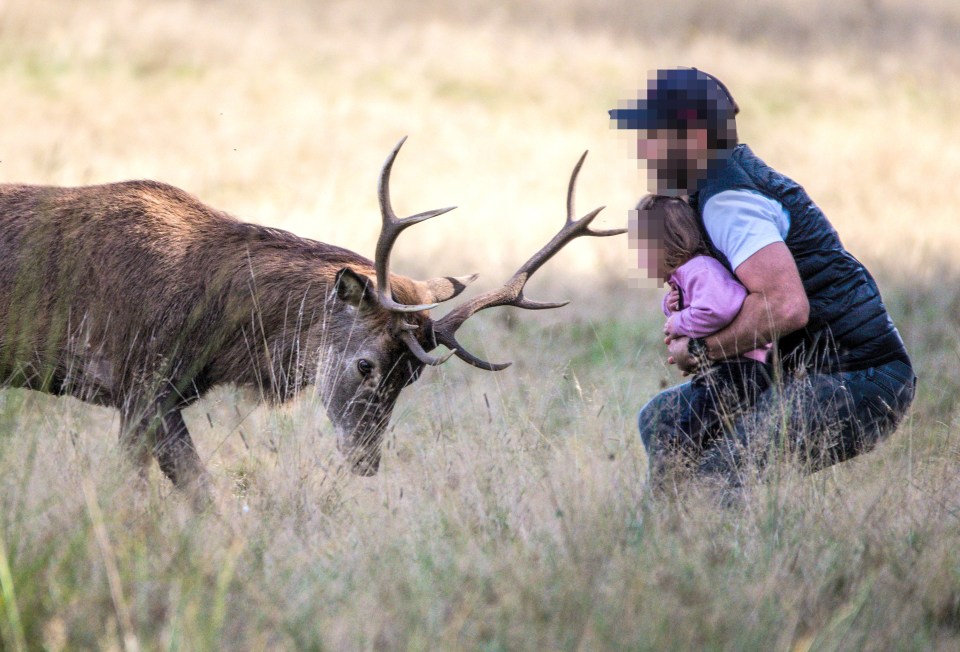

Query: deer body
[0,139,622,497]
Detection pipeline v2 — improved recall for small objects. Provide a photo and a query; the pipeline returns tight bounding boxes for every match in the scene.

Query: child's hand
[666,283,680,311]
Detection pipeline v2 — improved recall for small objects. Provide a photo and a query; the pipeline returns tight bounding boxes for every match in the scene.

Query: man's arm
[667,242,808,370]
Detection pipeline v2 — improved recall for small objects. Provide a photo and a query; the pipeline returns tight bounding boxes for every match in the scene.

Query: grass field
[1,0,960,649]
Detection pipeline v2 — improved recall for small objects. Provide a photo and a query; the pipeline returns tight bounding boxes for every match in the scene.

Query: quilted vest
[690,144,909,372]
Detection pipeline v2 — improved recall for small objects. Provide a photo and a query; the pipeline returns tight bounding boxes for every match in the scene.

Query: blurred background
[2,0,957,281]
[4,0,959,403]
[3,0,958,419]
[2,0,959,427]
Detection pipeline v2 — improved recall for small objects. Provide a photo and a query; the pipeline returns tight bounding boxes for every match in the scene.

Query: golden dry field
[1,0,960,649]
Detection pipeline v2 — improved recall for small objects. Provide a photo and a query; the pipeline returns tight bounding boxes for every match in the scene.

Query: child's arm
[665,257,747,339]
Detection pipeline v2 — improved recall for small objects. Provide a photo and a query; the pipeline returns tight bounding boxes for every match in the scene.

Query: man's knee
[637,382,701,452]
[638,388,677,449]
[637,400,659,450]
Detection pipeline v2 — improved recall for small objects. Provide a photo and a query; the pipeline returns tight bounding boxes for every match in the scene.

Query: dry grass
[1,0,959,649]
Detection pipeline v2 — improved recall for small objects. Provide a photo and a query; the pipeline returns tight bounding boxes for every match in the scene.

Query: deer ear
[418,273,480,303]
[334,268,375,308]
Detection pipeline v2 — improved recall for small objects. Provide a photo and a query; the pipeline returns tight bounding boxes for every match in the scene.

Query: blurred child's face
[629,207,667,282]
[635,127,711,196]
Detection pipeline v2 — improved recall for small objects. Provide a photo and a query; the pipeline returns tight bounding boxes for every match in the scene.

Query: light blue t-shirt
[702,189,791,272]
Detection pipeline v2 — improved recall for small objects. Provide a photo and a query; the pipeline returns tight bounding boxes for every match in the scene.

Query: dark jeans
[677,359,772,445]
[638,358,916,489]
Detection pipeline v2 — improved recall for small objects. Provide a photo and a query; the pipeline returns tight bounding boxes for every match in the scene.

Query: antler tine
[375,136,457,313]
[435,330,512,371]
[566,150,588,225]
[399,323,456,366]
[569,152,628,237]
[429,151,625,370]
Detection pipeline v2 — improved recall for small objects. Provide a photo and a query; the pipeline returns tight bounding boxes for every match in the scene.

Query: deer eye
[356,359,374,377]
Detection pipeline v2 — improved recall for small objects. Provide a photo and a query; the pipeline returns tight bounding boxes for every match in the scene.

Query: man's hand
[663,314,678,340]
[665,335,698,374]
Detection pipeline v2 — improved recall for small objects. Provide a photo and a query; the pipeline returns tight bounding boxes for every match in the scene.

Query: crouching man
[610,68,916,491]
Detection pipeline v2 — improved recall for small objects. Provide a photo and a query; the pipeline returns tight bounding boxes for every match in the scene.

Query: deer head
[321,137,624,475]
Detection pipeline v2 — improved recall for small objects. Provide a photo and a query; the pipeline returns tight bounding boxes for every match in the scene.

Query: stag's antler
[374,137,478,366]
[375,136,461,313]
[429,151,626,370]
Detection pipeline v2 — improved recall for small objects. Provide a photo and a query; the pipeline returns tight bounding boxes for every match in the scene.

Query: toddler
[634,194,771,455]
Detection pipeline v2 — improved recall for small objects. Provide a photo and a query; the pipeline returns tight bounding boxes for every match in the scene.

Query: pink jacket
[662,255,769,364]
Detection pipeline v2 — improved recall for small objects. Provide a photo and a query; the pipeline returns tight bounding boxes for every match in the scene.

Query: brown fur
[0,180,435,493]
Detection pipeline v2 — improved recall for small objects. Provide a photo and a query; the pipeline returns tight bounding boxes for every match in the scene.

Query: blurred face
[635,127,711,196]
[629,208,667,283]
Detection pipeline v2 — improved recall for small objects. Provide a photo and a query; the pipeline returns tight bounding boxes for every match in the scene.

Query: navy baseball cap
[609,68,739,132]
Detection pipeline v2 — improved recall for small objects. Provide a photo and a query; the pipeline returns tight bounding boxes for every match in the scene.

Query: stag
[0,138,623,497]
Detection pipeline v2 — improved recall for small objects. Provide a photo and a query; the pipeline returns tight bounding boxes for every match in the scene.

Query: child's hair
[635,194,709,277]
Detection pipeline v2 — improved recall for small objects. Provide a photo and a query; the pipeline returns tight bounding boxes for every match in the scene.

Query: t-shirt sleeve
[702,190,790,271]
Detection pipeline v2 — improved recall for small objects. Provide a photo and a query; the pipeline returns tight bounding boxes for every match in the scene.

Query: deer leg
[121,394,212,506]
[154,409,211,497]
[119,408,155,483]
